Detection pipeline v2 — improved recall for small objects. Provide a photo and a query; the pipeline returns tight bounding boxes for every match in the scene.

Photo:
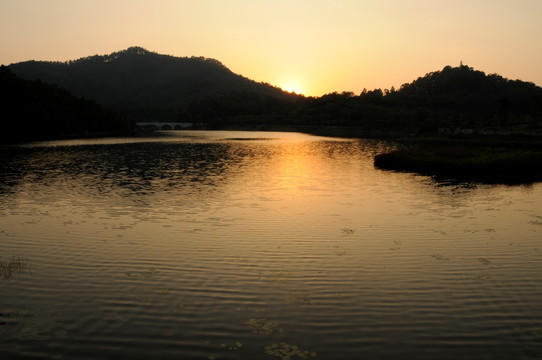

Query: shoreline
[5,127,542,185]
[373,136,542,184]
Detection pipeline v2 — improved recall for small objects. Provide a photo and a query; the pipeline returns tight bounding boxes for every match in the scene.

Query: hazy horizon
[1,0,541,96]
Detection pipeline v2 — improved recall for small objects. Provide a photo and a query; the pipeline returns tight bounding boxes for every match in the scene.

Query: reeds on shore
[374,137,542,184]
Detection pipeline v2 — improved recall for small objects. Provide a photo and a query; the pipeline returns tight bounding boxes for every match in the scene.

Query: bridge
[135,122,194,130]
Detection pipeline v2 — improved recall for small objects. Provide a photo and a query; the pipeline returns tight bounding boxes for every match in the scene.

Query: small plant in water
[140,297,152,306]
[431,254,449,261]
[125,268,159,278]
[143,268,159,278]
[465,274,490,281]
[532,327,542,338]
[264,342,317,360]
[236,306,267,313]
[244,318,283,335]
[153,288,170,294]
[220,341,243,351]
[285,291,312,306]
[259,269,291,283]
[13,308,34,318]
[0,256,30,279]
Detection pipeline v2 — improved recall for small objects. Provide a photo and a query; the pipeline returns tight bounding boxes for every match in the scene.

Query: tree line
[4,50,542,143]
[182,65,542,136]
[0,65,131,143]
[9,47,294,122]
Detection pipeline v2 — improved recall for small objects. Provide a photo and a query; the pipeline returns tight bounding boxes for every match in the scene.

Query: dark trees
[8,47,542,136]
[0,66,130,143]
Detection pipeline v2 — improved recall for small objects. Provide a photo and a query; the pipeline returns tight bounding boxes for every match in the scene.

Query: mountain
[7,47,542,135]
[395,64,541,116]
[374,64,542,133]
[185,64,542,135]
[0,66,130,143]
[9,46,297,121]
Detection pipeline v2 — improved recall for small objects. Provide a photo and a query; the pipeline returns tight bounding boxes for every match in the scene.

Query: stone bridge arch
[135,122,194,131]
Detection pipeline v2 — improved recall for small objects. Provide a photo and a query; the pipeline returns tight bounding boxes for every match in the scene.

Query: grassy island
[374,136,542,184]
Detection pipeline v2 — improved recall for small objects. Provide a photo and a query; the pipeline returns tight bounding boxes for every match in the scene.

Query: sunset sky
[1,0,541,96]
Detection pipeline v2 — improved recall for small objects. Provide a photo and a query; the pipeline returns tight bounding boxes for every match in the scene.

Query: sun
[281,81,304,95]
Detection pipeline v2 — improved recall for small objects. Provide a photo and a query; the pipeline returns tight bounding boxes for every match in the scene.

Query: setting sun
[2,1,541,95]
[280,81,305,95]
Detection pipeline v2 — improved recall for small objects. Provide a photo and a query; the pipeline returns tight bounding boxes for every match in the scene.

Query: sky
[1,0,541,96]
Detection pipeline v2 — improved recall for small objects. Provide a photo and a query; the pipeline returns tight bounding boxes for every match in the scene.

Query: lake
[1,130,542,359]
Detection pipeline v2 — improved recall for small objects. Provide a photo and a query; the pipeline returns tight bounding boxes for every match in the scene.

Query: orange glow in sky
[1,0,541,96]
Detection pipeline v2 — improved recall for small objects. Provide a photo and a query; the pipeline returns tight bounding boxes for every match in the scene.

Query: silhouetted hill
[394,65,541,125]
[0,66,130,143]
[9,47,297,121]
[8,48,542,135]
[391,65,541,133]
[183,64,542,135]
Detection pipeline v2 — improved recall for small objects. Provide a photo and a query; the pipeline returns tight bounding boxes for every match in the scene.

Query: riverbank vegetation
[374,136,542,184]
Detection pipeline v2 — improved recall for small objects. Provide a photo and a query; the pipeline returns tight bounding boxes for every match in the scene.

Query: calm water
[1,131,542,359]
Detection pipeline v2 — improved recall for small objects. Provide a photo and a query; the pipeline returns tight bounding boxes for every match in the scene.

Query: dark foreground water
[1,131,542,359]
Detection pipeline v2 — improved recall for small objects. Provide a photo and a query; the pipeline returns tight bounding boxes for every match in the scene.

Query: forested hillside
[9,47,297,121]
[185,64,542,135]
[0,66,130,143]
[7,47,542,137]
